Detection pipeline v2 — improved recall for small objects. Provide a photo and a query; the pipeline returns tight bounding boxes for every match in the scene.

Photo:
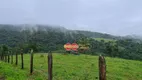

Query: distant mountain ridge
[0,24,67,32]
[0,24,141,41]
[125,35,142,40]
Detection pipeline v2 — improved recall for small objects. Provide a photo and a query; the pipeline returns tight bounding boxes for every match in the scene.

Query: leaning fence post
[48,51,53,80]
[99,55,106,80]
[30,49,34,74]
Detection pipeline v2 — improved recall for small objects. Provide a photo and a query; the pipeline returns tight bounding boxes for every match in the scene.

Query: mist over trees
[0,24,142,61]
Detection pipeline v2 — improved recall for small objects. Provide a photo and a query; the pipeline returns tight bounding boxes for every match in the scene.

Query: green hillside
[0,53,142,80]
[94,38,116,42]
[1,25,142,61]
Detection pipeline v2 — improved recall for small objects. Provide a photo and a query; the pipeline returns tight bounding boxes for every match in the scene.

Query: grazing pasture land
[0,53,142,80]
[94,38,116,43]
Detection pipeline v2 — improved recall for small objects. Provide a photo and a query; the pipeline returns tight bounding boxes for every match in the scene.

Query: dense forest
[0,24,142,61]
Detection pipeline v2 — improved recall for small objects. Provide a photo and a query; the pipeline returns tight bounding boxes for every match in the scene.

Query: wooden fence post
[0,51,1,60]
[3,55,5,61]
[5,55,7,62]
[8,55,10,63]
[16,53,18,65]
[4,55,6,62]
[21,50,24,69]
[48,51,53,80]
[2,54,4,61]
[11,54,13,64]
[99,55,106,80]
[1,54,3,61]
[30,49,34,74]
[0,54,1,60]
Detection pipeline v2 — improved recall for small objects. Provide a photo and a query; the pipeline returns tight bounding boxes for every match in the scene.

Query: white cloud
[0,0,142,35]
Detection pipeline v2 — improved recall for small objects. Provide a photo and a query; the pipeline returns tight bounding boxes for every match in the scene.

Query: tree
[78,37,90,53]
[28,43,38,53]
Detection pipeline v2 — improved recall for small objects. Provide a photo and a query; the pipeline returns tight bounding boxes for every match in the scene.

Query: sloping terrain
[0,53,142,80]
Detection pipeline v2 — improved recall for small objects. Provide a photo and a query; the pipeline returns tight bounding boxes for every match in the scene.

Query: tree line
[83,38,142,61]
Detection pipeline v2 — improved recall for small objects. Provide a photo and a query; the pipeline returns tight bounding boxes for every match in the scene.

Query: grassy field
[0,53,142,80]
[94,38,116,43]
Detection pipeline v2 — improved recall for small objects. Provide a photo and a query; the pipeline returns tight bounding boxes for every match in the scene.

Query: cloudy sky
[0,0,142,36]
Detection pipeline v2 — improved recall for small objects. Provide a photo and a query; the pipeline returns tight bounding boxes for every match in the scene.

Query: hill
[0,24,142,61]
[0,53,142,80]
[0,24,118,51]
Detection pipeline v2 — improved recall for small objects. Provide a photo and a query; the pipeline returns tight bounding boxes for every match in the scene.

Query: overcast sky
[0,0,142,36]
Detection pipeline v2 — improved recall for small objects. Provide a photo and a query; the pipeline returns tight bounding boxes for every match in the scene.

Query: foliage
[88,38,142,61]
[0,25,142,61]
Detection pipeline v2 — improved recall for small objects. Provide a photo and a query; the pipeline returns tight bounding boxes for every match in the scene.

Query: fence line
[0,52,106,80]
